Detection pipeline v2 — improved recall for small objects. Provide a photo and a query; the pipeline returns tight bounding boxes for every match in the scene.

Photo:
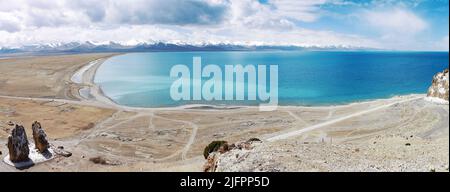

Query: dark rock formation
[7,125,30,162]
[427,68,449,101]
[203,141,229,159]
[32,121,49,153]
[247,138,261,142]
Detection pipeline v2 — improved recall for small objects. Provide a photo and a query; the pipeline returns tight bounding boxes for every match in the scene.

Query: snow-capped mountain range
[0,41,374,55]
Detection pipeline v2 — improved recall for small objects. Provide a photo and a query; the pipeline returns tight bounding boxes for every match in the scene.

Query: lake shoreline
[76,53,430,111]
[91,51,448,108]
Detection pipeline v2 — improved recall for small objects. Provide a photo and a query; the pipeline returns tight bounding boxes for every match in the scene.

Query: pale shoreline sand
[0,53,448,172]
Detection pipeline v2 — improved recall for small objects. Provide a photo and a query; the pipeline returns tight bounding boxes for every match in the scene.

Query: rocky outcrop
[7,125,30,163]
[203,153,220,172]
[203,141,229,159]
[203,138,262,172]
[31,121,49,153]
[427,68,449,102]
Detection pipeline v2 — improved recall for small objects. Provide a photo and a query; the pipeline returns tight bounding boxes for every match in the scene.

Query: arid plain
[0,53,448,172]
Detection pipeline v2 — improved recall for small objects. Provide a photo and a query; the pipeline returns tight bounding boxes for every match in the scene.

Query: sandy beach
[0,53,448,172]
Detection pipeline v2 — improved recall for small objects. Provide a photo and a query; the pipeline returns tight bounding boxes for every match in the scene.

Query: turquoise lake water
[94,51,449,107]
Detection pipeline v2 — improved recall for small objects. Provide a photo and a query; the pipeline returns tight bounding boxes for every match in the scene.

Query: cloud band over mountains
[0,0,448,51]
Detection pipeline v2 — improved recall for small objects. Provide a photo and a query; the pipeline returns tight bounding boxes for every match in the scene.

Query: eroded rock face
[7,125,30,162]
[32,121,49,153]
[203,138,262,172]
[203,153,219,172]
[203,141,229,159]
[427,68,449,101]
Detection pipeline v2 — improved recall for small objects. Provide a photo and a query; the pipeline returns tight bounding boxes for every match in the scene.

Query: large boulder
[427,68,449,102]
[32,121,49,153]
[7,125,30,163]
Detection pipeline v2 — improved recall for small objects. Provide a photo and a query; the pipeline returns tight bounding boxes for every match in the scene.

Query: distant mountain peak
[0,41,375,55]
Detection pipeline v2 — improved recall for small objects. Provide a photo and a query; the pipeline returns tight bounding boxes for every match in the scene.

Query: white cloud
[0,0,229,30]
[0,0,331,30]
[444,35,449,45]
[270,0,327,22]
[364,8,427,35]
[0,0,375,48]
[360,8,433,50]
[434,35,449,51]
[0,0,441,50]
[0,12,22,32]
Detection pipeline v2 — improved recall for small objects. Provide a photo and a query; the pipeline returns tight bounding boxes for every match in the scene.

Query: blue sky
[0,0,448,50]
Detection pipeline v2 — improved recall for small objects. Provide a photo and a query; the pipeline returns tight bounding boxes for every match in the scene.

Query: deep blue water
[94,51,449,107]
